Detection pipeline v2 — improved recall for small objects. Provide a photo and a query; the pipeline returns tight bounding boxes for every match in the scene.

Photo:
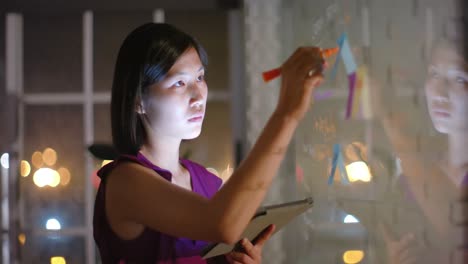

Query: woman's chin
[433,122,449,134]
[183,130,202,140]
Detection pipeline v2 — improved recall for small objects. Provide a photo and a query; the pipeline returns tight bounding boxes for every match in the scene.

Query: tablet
[200,197,314,259]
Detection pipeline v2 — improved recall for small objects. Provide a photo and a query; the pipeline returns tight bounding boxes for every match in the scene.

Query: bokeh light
[18,233,26,246]
[220,164,234,183]
[58,167,71,186]
[46,218,61,230]
[92,170,101,189]
[31,151,44,168]
[20,160,31,177]
[344,214,359,223]
[42,147,57,166]
[49,170,61,187]
[343,250,364,264]
[33,168,60,187]
[101,160,112,167]
[344,142,368,162]
[206,168,219,177]
[345,161,372,182]
[50,256,66,264]
[0,153,9,169]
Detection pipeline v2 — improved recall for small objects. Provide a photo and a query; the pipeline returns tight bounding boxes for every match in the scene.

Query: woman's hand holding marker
[262,47,339,82]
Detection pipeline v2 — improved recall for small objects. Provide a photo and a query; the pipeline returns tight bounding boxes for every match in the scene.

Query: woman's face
[425,43,468,134]
[141,47,207,140]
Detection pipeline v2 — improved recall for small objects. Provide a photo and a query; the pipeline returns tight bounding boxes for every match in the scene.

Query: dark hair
[433,17,466,58]
[111,23,208,155]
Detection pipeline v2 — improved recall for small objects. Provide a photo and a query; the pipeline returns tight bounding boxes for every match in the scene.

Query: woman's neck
[139,137,183,175]
[448,131,468,168]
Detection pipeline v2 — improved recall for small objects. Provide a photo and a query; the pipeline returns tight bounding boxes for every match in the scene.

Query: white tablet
[200,197,314,259]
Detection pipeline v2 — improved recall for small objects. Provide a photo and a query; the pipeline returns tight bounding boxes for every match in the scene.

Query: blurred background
[0,0,466,263]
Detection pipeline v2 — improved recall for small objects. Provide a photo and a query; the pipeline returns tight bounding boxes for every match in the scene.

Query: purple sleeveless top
[93,153,223,264]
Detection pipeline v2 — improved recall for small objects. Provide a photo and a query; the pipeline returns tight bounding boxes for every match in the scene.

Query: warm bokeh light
[42,147,57,166]
[345,161,372,182]
[101,160,112,167]
[20,160,31,177]
[343,250,364,264]
[31,151,44,168]
[1,153,9,169]
[220,164,234,183]
[46,218,61,230]
[18,233,26,246]
[92,170,101,189]
[33,168,60,188]
[206,168,219,177]
[50,170,61,187]
[50,256,66,264]
[344,141,368,162]
[58,167,71,186]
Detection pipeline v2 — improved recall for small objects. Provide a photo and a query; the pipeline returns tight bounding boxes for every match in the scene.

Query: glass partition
[278,0,466,263]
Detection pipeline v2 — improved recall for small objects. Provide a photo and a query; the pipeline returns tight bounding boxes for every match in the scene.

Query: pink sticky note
[296,164,304,183]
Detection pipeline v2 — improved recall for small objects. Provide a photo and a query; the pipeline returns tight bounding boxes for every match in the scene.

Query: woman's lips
[432,109,450,118]
[188,115,204,122]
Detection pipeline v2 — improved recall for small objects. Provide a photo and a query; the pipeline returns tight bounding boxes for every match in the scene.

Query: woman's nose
[190,82,205,99]
[430,79,449,100]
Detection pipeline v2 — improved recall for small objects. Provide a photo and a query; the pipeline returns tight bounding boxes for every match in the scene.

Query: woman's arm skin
[106,47,324,244]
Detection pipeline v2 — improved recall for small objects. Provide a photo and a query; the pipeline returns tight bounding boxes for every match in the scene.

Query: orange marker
[262,47,339,82]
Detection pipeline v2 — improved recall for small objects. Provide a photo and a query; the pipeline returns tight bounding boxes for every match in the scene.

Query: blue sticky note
[328,144,342,185]
[328,144,340,185]
[337,151,350,184]
[339,33,357,74]
[328,144,350,185]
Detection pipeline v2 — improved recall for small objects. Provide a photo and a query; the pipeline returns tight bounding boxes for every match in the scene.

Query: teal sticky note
[340,33,357,75]
[337,151,350,184]
[328,144,340,185]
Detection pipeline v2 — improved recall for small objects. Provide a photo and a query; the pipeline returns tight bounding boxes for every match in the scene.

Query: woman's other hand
[225,224,276,264]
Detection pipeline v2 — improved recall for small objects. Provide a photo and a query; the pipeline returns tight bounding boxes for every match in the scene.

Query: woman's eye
[174,80,185,87]
[429,69,440,79]
[455,76,467,84]
[197,75,205,82]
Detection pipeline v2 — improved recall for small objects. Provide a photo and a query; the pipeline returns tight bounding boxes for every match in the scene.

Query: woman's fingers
[227,251,254,264]
[253,224,276,248]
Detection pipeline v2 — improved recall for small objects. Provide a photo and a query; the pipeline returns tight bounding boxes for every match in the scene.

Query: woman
[375,19,467,263]
[93,23,325,263]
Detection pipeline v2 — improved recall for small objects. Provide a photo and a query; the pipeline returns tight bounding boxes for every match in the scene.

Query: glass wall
[276,0,466,263]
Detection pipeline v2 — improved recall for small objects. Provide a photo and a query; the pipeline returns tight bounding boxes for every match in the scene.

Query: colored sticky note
[358,66,372,119]
[314,90,334,101]
[328,144,350,185]
[337,150,350,184]
[345,72,357,119]
[328,144,340,185]
[339,33,357,74]
[296,164,304,183]
[352,75,363,117]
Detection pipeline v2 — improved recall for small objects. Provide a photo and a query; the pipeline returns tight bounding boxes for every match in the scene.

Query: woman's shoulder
[181,159,223,189]
[97,154,156,181]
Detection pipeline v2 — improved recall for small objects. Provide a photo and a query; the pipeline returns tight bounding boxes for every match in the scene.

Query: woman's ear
[135,99,145,114]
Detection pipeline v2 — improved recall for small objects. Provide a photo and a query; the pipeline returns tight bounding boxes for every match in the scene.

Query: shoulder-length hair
[111,23,208,155]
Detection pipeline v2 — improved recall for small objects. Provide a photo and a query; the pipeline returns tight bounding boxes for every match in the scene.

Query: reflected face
[141,47,207,140]
[425,44,468,134]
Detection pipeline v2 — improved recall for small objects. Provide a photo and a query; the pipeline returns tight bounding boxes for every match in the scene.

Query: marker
[262,47,339,82]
